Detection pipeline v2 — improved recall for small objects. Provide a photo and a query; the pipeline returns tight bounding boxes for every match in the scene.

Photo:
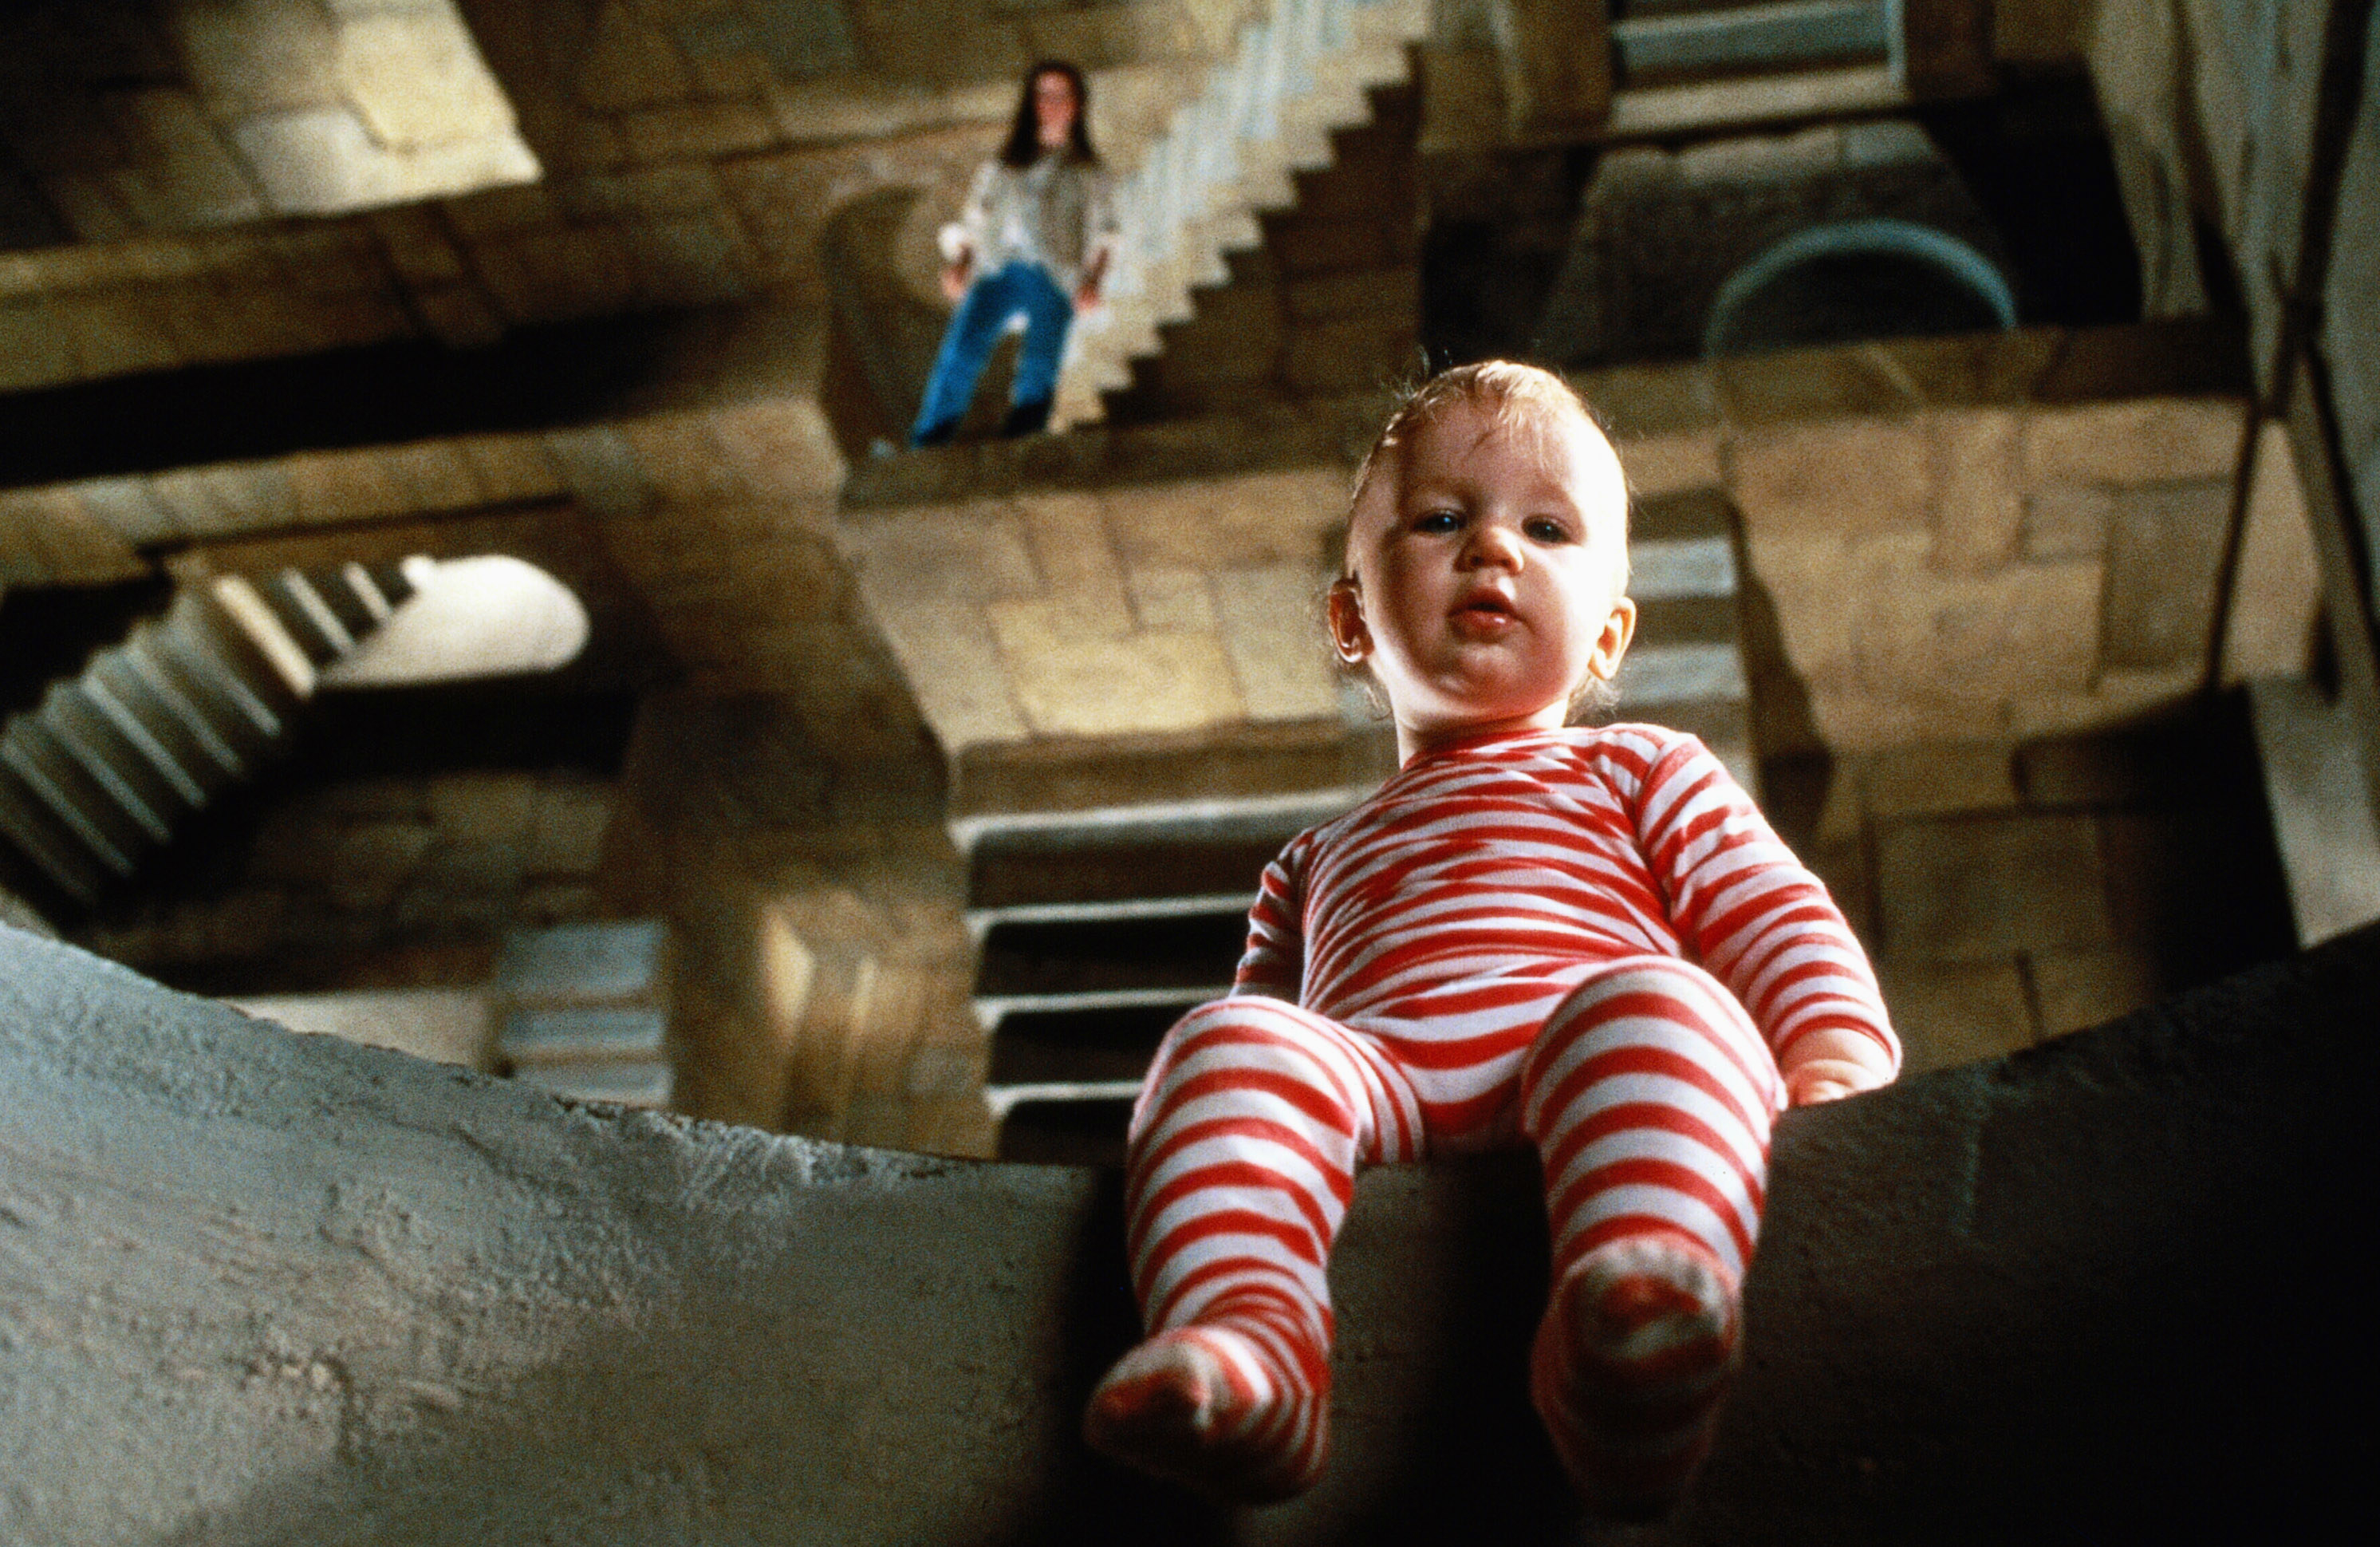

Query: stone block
[2095,478,2232,672]
[1927,409,2022,574]
[1874,956,2036,1075]
[413,284,508,349]
[471,226,639,323]
[1615,432,1721,499]
[1016,494,1131,633]
[2028,946,2161,1036]
[0,299,75,393]
[1125,566,1216,633]
[574,1,694,112]
[621,212,755,306]
[335,8,515,149]
[1286,267,1417,323]
[15,487,146,582]
[1286,315,1417,397]
[1876,812,2113,961]
[330,818,437,882]
[2020,397,2244,487]
[1859,740,2020,819]
[380,440,482,512]
[440,183,558,240]
[1854,551,2103,707]
[2020,483,2114,559]
[173,0,341,116]
[1213,563,1338,722]
[364,205,467,285]
[148,462,297,537]
[987,603,1247,739]
[1714,344,1926,427]
[851,507,1039,610]
[619,103,780,164]
[286,448,412,527]
[100,88,263,229]
[707,401,842,503]
[53,290,182,377]
[1728,420,1933,541]
[455,434,565,504]
[1107,469,1348,571]
[865,598,1030,751]
[231,105,392,215]
[71,476,182,547]
[554,164,723,223]
[544,426,652,517]
[428,771,538,847]
[1270,216,1393,276]
[39,173,140,243]
[420,838,530,896]
[616,412,744,507]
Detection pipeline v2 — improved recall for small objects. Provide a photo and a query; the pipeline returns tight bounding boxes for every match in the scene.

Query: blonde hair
[1346,361,1629,590]
[1337,361,1633,724]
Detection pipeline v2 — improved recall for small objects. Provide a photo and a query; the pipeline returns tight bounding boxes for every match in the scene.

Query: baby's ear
[1326,578,1371,664]
[1585,595,1637,681]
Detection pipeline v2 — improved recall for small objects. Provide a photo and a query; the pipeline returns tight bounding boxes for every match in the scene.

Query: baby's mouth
[1450,594,1517,631]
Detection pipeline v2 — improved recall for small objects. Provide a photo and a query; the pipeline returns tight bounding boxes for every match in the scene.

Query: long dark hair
[1000,59,1097,168]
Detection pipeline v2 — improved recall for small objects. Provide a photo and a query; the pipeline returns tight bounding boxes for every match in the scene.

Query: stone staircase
[0,562,415,910]
[1056,0,1429,428]
[967,483,1759,1162]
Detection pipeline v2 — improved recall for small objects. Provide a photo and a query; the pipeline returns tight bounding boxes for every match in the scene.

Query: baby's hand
[1779,1028,1897,1107]
[1784,1057,1890,1107]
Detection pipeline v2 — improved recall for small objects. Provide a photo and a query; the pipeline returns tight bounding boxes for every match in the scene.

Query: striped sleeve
[1233,834,1310,1000]
[1629,732,1900,1072]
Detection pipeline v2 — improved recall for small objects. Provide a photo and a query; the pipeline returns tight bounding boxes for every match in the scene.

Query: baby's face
[1330,400,1635,759]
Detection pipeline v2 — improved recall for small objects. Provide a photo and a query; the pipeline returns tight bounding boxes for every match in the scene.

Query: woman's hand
[940,259,971,303]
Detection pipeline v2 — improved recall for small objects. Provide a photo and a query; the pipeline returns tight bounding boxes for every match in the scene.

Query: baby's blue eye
[1414,510,1460,533]
[1525,518,1572,543]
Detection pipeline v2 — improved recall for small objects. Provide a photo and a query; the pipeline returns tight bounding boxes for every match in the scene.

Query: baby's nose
[1464,522,1525,567]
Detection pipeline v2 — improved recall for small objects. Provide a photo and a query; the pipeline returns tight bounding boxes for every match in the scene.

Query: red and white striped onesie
[1117,722,1897,1498]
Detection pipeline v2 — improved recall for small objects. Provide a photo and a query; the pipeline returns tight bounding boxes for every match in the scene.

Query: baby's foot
[1531,1234,1742,1520]
[1082,1326,1325,1504]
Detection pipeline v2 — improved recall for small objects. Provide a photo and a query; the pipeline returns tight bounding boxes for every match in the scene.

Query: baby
[1080,361,1900,1517]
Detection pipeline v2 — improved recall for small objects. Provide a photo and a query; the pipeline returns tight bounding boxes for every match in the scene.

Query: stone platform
[2,919,2372,1544]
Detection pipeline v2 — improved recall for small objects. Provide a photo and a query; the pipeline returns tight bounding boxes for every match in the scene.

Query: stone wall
[1780,700,2299,1079]
[72,766,619,992]
[3,913,2372,1544]
[0,1,535,243]
[841,323,2320,765]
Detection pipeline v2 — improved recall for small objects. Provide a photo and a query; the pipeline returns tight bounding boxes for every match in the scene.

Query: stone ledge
[841,319,2249,514]
[4,906,2372,1543]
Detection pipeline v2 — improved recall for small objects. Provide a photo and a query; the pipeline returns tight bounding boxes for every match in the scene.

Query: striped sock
[1530,1232,1742,1520]
[1082,1320,1327,1503]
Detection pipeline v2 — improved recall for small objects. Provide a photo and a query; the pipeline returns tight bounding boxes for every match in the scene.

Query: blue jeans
[909,262,1074,447]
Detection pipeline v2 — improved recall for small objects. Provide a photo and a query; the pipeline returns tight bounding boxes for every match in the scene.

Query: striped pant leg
[1515,956,1785,1513]
[1109,995,1424,1494]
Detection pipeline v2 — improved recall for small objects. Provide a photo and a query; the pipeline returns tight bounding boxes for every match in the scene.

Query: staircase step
[257,570,357,667]
[196,578,316,708]
[125,622,272,769]
[85,645,242,795]
[992,1091,1137,1165]
[975,908,1251,998]
[35,685,181,841]
[974,985,1221,1033]
[0,761,108,902]
[0,721,142,875]
[987,1000,1187,1085]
